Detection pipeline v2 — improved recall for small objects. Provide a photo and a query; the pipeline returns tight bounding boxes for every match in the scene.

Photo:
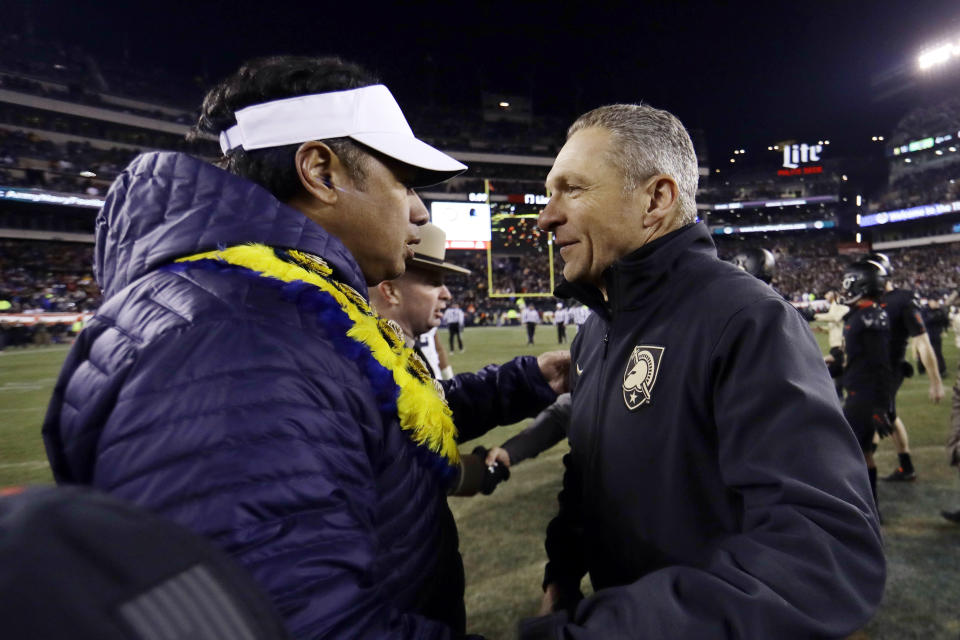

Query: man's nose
[409,192,429,226]
[440,285,452,301]
[538,198,559,233]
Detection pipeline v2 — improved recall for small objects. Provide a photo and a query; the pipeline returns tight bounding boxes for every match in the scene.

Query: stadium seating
[0,33,957,323]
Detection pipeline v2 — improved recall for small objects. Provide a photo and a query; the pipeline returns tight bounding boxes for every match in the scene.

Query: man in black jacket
[520,104,884,639]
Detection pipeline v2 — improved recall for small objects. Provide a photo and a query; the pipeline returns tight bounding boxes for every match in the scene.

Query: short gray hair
[568,104,699,224]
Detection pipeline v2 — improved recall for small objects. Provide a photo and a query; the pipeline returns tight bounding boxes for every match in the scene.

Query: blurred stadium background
[1,18,960,640]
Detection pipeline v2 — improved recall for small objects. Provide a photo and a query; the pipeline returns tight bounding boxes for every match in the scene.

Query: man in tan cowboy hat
[370,220,569,497]
[369,221,470,372]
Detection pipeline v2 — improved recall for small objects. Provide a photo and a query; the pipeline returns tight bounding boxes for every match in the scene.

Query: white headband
[218,84,466,181]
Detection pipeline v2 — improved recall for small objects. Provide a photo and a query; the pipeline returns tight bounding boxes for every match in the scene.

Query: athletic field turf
[1,324,958,638]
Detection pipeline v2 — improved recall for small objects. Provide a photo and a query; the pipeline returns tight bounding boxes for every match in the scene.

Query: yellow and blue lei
[166,244,460,481]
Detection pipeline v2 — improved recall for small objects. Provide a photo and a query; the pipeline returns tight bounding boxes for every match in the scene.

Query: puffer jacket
[42,152,556,639]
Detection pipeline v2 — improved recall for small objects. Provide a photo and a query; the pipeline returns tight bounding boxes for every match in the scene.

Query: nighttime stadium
[1,1,959,638]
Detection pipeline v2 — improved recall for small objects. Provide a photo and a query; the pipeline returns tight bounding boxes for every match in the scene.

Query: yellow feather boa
[175,244,460,465]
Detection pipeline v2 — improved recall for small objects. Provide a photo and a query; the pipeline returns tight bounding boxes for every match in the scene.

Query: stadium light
[918,38,960,70]
[730,158,735,163]
[739,148,745,153]
[950,146,958,152]
[879,136,884,141]
[856,233,861,243]
[842,175,848,181]
[499,101,510,108]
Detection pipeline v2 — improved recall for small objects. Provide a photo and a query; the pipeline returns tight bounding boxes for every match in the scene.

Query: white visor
[218,84,466,185]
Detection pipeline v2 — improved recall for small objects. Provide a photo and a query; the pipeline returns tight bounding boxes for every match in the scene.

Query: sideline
[0,461,49,470]
[0,346,72,357]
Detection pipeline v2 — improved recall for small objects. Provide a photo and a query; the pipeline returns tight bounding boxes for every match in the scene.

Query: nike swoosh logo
[576,363,584,375]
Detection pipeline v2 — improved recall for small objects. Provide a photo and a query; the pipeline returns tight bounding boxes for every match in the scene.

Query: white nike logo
[576,363,584,375]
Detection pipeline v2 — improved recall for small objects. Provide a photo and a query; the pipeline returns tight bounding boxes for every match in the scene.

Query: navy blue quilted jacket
[42,152,556,639]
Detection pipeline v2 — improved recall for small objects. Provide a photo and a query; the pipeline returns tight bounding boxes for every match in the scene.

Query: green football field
[1,324,958,638]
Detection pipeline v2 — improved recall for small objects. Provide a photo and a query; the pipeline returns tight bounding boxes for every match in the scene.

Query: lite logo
[782,143,823,169]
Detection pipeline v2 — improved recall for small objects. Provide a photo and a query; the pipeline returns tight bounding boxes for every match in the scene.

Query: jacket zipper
[585,327,611,497]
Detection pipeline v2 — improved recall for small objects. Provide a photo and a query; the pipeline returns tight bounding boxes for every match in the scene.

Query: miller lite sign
[782,143,822,169]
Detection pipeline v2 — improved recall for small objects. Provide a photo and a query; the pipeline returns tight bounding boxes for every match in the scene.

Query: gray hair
[568,104,699,224]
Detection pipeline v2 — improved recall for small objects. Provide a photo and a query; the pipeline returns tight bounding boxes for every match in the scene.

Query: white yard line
[0,384,51,392]
[0,461,49,470]
[0,346,71,357]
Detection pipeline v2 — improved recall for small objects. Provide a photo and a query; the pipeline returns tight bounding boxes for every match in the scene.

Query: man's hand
[915,334,943,403]
[539,583,561,615]
[538,582,584,618]
[485,446,512,468]
[537,350,571,394]
[474,446,510,495]
[930,378,945,404]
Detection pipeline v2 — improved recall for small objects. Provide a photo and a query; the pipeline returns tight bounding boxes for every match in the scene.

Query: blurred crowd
[715,235,960,301]
[871,163,960,212]
[0,240,100,313]
[870,95,960,212]
[0,128,133,193]
[1,234,957,328]
[0,34,203,111]
[700,177,841,204]
[0,33,958,334]
[706,204,842,226]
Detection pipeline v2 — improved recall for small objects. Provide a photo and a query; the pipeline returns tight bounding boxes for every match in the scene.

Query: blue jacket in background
[42,152,556,639]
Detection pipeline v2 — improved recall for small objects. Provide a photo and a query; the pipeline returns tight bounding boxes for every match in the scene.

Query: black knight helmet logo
[622,345,665,410]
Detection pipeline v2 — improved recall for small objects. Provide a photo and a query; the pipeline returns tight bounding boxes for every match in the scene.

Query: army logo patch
[622,345,665,410]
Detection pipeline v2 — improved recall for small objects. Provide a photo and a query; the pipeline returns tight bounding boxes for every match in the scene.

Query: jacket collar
[555,222,715,318]
[95,151,366,299]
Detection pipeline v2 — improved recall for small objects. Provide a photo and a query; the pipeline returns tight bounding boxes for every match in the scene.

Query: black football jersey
[842,301,892,402]
[880,288,925,364]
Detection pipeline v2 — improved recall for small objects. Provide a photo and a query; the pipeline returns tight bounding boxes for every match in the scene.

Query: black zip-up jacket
[527,223,884,639]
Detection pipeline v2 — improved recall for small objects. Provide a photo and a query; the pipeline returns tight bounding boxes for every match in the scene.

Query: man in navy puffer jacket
[42,56,562,639]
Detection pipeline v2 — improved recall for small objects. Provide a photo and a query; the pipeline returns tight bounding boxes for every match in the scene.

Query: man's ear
[377,280,402,306]
[641,175,681,228]
[294,141,344,205]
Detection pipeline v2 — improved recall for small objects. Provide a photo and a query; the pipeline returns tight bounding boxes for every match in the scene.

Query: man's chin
[366,261,407,286]
[562,264,584,283]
